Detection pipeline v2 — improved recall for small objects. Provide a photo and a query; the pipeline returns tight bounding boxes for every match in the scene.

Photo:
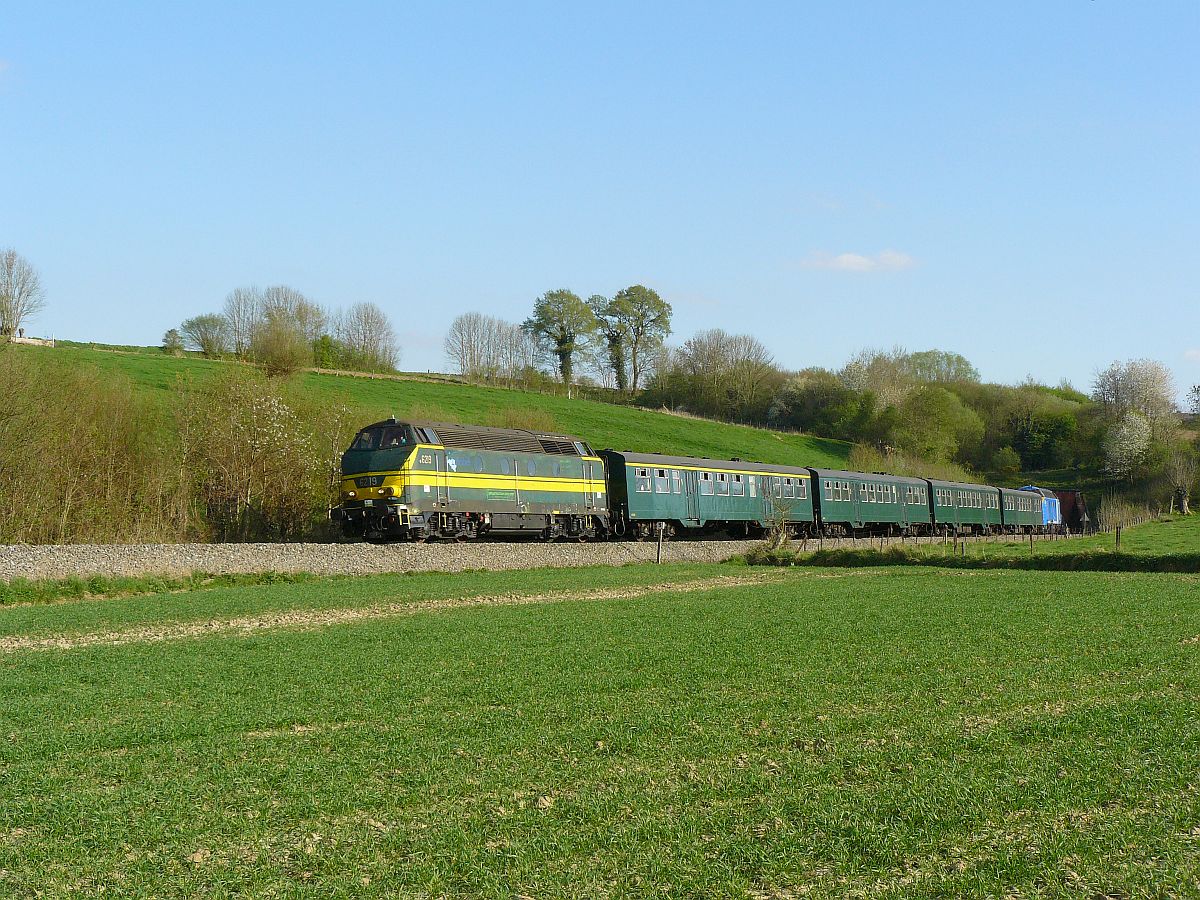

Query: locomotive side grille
[434,426,545,453]
[537,438,577,456]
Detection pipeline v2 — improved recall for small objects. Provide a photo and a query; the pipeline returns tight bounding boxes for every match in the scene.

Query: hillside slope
[22,343,851,468]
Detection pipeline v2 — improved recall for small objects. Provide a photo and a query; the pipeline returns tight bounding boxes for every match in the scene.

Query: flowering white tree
[1102,412,1152,479]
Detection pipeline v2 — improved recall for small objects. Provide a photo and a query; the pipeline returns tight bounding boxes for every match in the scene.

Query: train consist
[331,418,1066,542]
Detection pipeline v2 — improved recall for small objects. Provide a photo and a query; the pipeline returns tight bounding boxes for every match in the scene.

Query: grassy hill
[24,342,851,468]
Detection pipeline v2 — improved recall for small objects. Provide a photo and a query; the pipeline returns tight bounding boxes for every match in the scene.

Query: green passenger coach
[928,479,1003,534]
[810,469,931,535]
[600,450,815,539]
[999,487,1044,532]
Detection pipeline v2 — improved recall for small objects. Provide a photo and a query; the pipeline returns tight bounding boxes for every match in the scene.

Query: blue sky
[2,2,1197,393]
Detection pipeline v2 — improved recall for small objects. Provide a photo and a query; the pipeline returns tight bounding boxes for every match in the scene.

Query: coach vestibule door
[685,470,700,525]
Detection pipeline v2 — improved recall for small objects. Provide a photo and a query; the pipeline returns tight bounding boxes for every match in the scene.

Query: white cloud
[1184,348,1200,363]
[800,249,916,272]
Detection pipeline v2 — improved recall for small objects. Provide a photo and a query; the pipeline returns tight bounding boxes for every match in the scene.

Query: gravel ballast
[0,540,760,581]
[0,532,1074,582]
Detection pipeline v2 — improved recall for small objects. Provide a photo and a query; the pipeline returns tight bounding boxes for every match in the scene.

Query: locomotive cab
[332,419,424,540]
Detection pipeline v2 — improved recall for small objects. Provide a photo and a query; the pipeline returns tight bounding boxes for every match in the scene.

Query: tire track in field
[0,572,790,654]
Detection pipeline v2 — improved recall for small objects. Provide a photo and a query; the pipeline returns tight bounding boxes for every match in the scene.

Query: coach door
[685,470,700,525]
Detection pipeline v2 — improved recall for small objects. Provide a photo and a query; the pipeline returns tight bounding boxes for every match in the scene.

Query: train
[330,417,1067,542]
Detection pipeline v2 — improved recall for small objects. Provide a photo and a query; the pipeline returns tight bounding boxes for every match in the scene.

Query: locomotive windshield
[350,425,415,451]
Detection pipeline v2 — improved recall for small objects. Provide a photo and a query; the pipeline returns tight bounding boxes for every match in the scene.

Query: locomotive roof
[605,450,810,476]
[359,419,590,456]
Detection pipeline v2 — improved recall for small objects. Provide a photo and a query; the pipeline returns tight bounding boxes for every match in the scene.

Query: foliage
[522,289,598,387]
[0,351,188,542]
[605,285,672,392]
[646,329,782,422]
[845,443,974,484]
[180,313,232,357]
[893,385,984,462]
[991,445,1021,474]
[176,368,356,540]
[161,328,184,354]
[250,310,313,378]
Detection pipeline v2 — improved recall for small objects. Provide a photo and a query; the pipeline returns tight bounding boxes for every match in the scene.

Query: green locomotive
[331,419,608,541]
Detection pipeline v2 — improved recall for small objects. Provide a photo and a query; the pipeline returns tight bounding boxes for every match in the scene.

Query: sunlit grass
[1,563,1197,897]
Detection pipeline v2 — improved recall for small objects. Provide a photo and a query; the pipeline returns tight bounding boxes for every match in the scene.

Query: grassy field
[2,562,1197,897]
[15,342,850,468]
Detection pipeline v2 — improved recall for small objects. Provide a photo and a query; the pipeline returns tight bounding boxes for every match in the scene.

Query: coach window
[672,470,682,494]
[700,472,714,495]
[781,478,792,499]
[823,480,833,501]
[636,467,652,492]
[798,480,808,500]
[717,473,730,496]
[748,475,757,498]
[653,468,669,493]
[732,474,745,497]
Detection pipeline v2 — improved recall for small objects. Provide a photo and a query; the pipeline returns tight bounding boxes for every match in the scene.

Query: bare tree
[0,249,47,338]
[250,310,312,378]
[1165,448,1197,515]
[1188,385,1200,417]
[839,346,915,408]
[262,285,326,344]
[222,286,264,357]
[445,312,489,379]
[337,302,399,373]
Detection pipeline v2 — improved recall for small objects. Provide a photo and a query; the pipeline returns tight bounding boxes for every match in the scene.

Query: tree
[588,294,628,393]
[161,329,184,355]
[179,314,232,357]
[1165,447,1197,515]
[1189,385,1200,417]
[903,349,980,384]
[894,385,984,462]
[606,285,672,392]
[250,311,312,378]
[262,285,326,344]
[0,249,46,338]
[1092,359,1177,438]
[1102,412,1152,479]
[522,289,597,392]
[336,302,399,373]
[840,347,915,408]
[222,286,264,357]
[991,446,1022,474]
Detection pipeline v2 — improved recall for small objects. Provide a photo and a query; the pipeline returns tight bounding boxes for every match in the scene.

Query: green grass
[0,571,321,607]
[12,342,850,467]
[2,563,1198,897]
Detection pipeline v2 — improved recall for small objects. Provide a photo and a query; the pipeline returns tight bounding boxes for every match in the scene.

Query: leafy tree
[180,314,232,357]
[991,446,1022,474]
[588,294,628,393]
[1189,385,1200,417]
[608,285,672,392]
[903,349,980,383]
[161,329,184,355]
[894,386,984,462]
[522,289,597,391]
[250,311,312,378]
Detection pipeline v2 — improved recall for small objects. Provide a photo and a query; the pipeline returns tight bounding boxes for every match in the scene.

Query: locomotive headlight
[344,490,357,499]
[384,487,395,496]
